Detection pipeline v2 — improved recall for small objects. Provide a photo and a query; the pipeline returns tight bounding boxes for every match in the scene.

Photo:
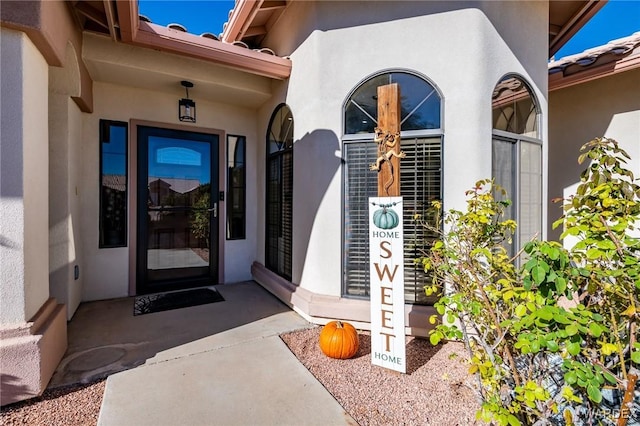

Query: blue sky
[138,0,640,59]
[138,1,234,36]
[554,0,640,59]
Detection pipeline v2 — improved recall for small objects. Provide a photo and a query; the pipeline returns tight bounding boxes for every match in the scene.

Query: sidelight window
[227,135,246,240]
[99,120,128,248]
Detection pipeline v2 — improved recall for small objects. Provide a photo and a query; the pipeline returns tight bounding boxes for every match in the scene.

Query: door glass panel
[146,136,211,282]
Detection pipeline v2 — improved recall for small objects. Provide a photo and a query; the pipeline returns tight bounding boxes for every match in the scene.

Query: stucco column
[0,27,67,406]
[49,93,84,320]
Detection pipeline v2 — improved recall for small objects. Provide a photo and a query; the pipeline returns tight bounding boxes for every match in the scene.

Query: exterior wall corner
[0,299,67,406]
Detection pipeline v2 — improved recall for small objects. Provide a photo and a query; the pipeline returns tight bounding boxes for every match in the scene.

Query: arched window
[491,75,542,256]
[265,104,293,279]
[344,71,441,135]
[492,76,539,137]
[342,71,442,304]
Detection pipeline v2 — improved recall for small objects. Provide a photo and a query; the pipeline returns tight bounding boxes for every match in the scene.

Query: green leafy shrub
[417,138,639,425]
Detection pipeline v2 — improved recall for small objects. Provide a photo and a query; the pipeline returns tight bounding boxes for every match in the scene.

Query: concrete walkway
[83,282,357,425]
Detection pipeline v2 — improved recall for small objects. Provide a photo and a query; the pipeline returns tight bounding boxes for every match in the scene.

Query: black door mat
[134,288,224,316]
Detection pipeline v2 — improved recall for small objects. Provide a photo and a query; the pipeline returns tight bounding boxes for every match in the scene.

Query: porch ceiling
[82,33,273,108]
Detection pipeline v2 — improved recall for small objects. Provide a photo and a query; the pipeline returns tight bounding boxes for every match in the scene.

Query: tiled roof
[549,31,640,76]
[137,14,280,57]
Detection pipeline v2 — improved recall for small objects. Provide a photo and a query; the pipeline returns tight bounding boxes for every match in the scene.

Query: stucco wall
[548,68,640,241]
[81,82,259,301]
[257,1,549,298]
[49,94,84,320]
[48,41,87,319]
[1,28,50,324]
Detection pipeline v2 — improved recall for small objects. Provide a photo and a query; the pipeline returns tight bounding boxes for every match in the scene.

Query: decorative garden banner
[369,196,406,373]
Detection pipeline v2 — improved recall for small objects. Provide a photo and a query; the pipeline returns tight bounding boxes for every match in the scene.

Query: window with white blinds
[342,70,442,304]
[343,137,442,304]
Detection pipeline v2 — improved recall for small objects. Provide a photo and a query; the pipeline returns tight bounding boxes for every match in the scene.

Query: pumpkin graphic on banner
[372,203,400,230]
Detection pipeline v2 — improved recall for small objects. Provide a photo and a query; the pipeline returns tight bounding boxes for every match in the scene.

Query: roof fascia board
[134,21,291,79]
[549,54,640,91]
[115,0,138,42]
[222,0,263,43]
[549,0,606,57]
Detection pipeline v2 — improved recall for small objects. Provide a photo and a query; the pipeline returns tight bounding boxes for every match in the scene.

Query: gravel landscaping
[281,326,482,425]
[2,326,480,425]
[0,380,106,426]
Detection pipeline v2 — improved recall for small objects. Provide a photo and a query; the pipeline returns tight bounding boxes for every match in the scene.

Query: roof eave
[135,21,291,79]
[549,53,640,92]
[221,0,264,43]
[115,0,290,80]
[115,0,138,42]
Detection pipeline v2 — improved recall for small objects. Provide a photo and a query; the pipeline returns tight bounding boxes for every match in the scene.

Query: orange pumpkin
[319,321,359,359]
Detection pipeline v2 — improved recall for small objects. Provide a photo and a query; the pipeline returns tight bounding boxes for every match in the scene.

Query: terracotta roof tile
[167,23,187,32]
[200,32,220,41]
[135,8,279,59]
[549,31,640,75]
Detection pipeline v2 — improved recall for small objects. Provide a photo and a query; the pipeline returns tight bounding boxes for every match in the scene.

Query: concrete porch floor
[50,281,308,387]
[50,281,357,425]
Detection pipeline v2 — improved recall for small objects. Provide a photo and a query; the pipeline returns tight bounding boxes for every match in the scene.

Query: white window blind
[343,137,441,304]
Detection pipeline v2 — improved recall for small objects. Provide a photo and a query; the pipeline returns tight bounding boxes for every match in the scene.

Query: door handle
[207,203,218,218]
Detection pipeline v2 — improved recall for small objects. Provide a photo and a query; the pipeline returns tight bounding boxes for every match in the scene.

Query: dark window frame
[226,134,246,240]
[99,119,128,248]
[265,104,294,281]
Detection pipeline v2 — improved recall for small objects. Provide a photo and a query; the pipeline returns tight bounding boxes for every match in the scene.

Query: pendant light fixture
[178,80,196,123]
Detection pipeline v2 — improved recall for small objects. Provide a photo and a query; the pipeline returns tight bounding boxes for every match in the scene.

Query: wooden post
[369,83,406,373]
[377,83,402,196]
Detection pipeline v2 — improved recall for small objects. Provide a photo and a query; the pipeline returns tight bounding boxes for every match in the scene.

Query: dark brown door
[137,126,219,294]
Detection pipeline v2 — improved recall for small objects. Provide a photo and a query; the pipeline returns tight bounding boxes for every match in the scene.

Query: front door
[137,126,219,294]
